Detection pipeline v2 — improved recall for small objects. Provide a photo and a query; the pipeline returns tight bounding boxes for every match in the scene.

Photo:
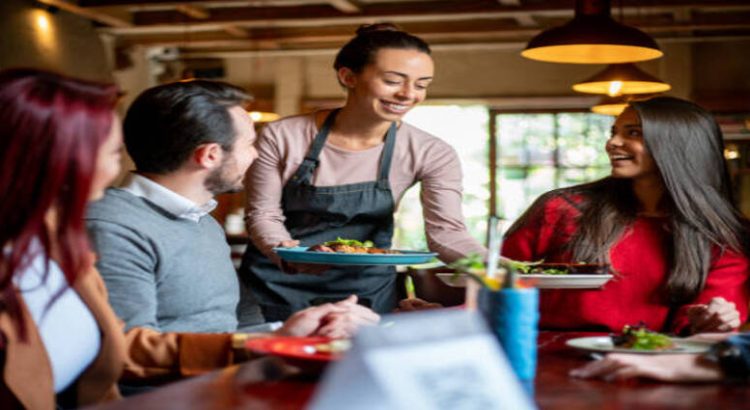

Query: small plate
[274,246,437,266]
[519,274,613,289]
[435,273,613,289]
[566,336,712,354]
[245,336,344,373]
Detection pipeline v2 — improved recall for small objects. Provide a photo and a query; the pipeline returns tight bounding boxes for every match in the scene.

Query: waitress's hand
[275,240,331,274]
[394,298,443,312]
[687,297,741,333]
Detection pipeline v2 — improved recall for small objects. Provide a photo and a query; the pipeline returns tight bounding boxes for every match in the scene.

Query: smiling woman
[502,96,750,336]
[237,23,486,325]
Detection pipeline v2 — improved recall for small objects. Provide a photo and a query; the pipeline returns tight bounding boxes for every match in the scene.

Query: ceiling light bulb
[608,81,623,97]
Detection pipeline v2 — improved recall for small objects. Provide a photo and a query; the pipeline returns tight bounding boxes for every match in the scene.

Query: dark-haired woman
[0,69,126,408]
[238,24,485,323]
[502,97,749,335]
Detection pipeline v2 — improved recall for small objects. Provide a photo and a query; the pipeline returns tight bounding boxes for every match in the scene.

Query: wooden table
[90,332,749,410]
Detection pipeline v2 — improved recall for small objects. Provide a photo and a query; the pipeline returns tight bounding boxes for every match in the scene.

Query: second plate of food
[274,246,437,266]
[435,273,613,289]
[566,336,712,354]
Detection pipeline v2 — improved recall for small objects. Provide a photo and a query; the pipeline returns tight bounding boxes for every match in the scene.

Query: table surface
[90,332,749,410]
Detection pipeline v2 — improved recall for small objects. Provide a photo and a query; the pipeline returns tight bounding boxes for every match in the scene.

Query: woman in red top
[503,96,749,335]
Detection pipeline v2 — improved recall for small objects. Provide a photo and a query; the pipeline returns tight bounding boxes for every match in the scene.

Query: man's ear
[336,67,357,89]
[193,143,224,170]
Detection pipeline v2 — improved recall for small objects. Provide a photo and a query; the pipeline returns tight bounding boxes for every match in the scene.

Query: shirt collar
[120,173,217,222]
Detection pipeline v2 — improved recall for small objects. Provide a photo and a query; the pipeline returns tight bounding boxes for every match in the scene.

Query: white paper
[309,309,536,410]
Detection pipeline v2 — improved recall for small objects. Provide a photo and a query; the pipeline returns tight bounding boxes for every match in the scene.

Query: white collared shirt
[120,173,217,222]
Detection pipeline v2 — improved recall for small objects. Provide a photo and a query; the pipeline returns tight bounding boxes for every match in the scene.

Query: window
[493,112,613,222]
[395,105,490,250]
[393,106,614,251]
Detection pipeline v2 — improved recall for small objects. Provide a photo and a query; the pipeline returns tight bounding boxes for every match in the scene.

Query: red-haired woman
[0,69,126,408]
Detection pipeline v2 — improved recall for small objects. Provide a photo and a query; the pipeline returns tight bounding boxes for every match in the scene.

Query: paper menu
[308,309,536,410]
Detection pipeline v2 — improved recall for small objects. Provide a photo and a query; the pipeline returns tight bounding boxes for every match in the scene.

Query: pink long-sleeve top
[245,111,486,263]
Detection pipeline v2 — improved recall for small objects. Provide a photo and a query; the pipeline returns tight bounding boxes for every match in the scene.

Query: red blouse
[502,194,750,333]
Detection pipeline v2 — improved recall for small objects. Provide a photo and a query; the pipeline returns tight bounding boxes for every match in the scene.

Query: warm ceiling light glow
[725,145,740,160]
[607,81,623,97]
[521,0,663,64]
[591,94,660,116]
[248,111,280,123]
[573,63,671,96]
[36,13,50,31]
[591,101,629,116]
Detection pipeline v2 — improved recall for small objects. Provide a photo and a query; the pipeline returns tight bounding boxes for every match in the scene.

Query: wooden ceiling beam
[98,0,750,36]
[327,0,361,13]
[37,0,132,27]
[175,4,210,19]
[223,25,249,38]
[117,22,750,50]
[178,34,750,59]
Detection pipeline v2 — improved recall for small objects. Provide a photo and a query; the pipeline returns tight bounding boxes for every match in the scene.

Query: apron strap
[290,109,340,186]
[377,121,398,190]
[290,108,398,189]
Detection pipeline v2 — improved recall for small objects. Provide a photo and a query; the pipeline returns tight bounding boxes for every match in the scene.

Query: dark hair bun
[334,22,430,75]
[355,22,401,36]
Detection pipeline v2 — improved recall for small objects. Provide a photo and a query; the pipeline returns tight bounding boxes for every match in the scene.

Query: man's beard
[204,161,243,195]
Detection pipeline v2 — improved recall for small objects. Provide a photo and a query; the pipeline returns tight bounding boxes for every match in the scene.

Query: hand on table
[569,353,723,383]
[276,240,331,275]
[274,295,380,338]
[687,297,740,333]
[394,298,443,312]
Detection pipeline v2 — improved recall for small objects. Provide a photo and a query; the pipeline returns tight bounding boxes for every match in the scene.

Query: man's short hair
[123,80,252,174]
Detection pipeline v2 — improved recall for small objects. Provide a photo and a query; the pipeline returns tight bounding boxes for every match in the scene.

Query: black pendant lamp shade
[521,0,663,64]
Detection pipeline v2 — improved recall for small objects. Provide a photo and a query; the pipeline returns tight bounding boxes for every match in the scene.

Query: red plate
[245,336,342,373]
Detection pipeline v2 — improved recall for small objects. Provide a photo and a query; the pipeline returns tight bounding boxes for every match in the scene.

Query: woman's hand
[394,298,443,312]
[569,353,723,383]
[274,295,380,338]
[687,297,741,333]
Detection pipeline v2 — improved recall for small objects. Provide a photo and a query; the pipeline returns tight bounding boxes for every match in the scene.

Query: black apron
[238,109,398,323]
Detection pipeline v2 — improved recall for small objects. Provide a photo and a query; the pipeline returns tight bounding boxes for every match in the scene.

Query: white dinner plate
[435,273,614,289]
[566,336,712,354]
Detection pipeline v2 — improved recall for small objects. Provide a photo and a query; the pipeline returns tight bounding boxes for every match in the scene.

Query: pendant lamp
[591,93,659,116]
[521,0,663,64]
[573,63,670,96]
[591,94,631,116]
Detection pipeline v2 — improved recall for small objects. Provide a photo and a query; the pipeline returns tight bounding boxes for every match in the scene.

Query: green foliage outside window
[393,106,613,251]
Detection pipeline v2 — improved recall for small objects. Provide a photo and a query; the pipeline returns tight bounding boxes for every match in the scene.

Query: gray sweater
[86,188,264,333]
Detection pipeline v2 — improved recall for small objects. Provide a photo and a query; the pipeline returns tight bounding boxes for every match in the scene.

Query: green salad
[611,324,675,350]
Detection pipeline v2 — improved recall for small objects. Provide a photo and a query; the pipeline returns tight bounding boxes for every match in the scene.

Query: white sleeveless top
[13,242,101,393]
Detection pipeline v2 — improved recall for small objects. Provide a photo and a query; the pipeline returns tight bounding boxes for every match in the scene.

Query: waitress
[238,23,485,324]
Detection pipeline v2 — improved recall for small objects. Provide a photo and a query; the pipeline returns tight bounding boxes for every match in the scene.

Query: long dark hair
[333,23,431,77]
[508,97,745,304]
[0,68,117,339]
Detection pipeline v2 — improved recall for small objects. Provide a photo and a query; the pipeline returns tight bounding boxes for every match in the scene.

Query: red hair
[0,68,117,339]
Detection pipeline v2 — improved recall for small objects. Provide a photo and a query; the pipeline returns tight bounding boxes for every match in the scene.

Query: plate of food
[245,336,351,372]
[435,262,613,289]
[274,238,437,266]
[566,324,712,354]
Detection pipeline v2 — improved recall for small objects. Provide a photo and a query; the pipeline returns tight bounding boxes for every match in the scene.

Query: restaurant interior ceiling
[42,0,750,60]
